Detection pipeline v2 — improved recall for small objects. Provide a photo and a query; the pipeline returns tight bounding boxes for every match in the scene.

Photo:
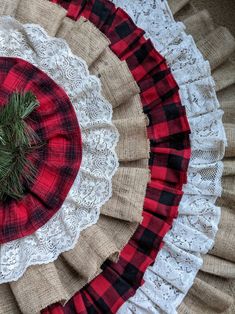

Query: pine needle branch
[0,91,40,201]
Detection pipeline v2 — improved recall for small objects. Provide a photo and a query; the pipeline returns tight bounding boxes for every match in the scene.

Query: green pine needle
[0,91,40,201]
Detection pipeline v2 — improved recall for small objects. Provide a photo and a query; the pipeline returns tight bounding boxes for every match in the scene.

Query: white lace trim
[110,1,226,313]
[0,17,119,284]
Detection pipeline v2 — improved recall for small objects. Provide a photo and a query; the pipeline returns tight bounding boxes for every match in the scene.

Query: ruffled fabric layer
[42,0,232,313]
[40,0,191,312]
[0,1,151,312]
[101,1,227,313]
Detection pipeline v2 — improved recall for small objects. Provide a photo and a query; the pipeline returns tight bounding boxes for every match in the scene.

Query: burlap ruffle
[0,1,150,313]
[169,1,235,313]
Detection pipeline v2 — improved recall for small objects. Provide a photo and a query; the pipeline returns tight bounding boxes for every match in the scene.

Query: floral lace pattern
[0,16,119,283]
[111,1,226,313]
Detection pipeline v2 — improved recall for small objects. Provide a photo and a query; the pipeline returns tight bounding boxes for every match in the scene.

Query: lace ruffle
[0,16,119,284]
[110,1,226,313]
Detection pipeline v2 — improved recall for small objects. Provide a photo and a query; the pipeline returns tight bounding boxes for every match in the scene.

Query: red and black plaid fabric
[0,57,82,243]
[42,0,191,312]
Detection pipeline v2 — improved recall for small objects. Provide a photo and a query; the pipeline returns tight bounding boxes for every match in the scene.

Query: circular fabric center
[0,17,119,283]
[0,57,82,243]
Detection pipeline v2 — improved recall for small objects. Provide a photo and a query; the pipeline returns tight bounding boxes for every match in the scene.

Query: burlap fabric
[0,1,150,313]
[169,1,235,313]
[168,0,190,15]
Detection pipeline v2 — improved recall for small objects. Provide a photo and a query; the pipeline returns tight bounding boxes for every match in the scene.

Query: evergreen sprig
[0,91,40,201]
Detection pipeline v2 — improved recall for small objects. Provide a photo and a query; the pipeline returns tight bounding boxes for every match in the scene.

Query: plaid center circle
[0,57,82,243]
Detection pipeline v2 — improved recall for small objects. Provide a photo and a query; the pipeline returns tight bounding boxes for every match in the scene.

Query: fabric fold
[184,9,214,42]
[189,276,233,312]
[16,0,67,36]
[57,16,109,67]
[114,117,149,161]
[213,61,235,92]
[168,0,190,15]
[197,27,235,70]
[113,94,143,119]
[101,167,150,222]
[0,284,20,314]
[93,61,139,107]
[0,0,20,16]
[202,255,235,278]
[10,264,69,314]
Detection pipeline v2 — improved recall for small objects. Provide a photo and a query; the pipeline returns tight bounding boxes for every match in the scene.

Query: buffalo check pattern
[0,57,82,243]
[43,0,191,312]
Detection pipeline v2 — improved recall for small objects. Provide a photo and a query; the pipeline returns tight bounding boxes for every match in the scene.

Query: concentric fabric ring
[0,55,82,244]
[0,16,119,284]
[46,4,229,311]
[108,1,227,313]
[0,4,152,312]
[41,0,191,312]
